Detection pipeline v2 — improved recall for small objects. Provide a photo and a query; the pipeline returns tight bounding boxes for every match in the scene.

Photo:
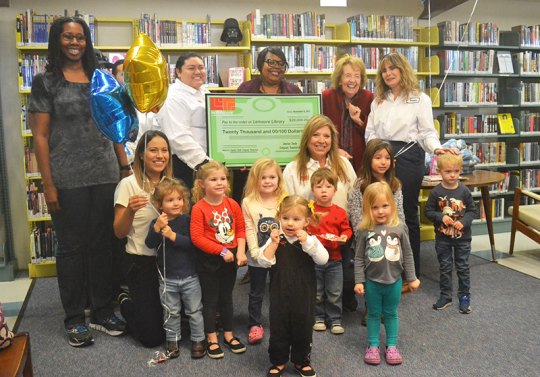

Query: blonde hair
[436,153,463,170]
[243,158,285,201]
[192,160,230,202]
[331,54,367,91]
[294,114,351,184]
[152,177,190,214]
[359,182,399,230]
[310,167,338,189]
[375,52,420,100]
[276,195,322,227]
[132,131,173,193]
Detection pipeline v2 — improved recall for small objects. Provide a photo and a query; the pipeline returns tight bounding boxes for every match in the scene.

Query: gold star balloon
[124,33,169,113]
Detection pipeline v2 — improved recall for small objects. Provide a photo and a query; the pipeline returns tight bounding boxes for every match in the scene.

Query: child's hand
[154,212,168,232]
[442,215,454,227]
[453,220,464,231]
[337,234,348,244]
[408,279,421,291]
[128,194,148,213]
[161,225,175,241]
[222,249,234,263]
[296,229,308,243]
[270,228,280,244]
[354,283,365,295]
[236,250,247,267]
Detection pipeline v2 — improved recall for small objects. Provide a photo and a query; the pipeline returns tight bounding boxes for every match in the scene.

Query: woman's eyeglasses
[264,59,287,68]
[61,33,86,43]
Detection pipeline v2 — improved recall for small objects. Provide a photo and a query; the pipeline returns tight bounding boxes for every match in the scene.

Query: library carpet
[14,241,540,377]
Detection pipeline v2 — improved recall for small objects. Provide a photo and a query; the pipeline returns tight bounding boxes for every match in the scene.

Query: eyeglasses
[264,59,287,68]
[61,33,86,43]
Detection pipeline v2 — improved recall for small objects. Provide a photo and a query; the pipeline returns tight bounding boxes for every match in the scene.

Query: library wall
[2,0,540,269]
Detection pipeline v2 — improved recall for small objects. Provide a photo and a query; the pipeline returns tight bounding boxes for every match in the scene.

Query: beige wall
[1,0,539,269]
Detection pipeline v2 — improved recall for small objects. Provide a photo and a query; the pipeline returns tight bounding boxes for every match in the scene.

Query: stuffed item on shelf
[220,18,243,46]
[425,139,480,175]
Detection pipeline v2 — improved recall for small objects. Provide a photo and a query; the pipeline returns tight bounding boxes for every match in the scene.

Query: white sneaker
[312,321,327,331]
[330,324,345,335]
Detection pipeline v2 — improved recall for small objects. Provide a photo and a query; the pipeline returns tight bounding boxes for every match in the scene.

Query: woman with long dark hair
[28,16,128,347]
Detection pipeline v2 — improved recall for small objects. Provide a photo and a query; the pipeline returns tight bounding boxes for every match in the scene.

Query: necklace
[260,84,280,94]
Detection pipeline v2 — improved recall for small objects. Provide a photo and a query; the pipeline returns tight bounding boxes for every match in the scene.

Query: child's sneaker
[384,346,403,365]
[66,324,94,347]
[432,296,452,310]
[459,295,472,314]
[330,324,344,335]
[312,321,326,331]
[363,346,381,365]
[166,340,180,359]
[248,325,264,344]
[89,313,126,336]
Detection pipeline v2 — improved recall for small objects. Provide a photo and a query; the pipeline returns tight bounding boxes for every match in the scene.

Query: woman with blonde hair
[323,54,374,173]
[283,114,356,211]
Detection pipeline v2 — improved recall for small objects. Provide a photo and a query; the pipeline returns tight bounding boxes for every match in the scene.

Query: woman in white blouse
[365,52,455,275]
[283,114,356,211]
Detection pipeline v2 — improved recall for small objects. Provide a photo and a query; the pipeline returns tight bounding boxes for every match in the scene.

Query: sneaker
[363,346,381,365]
[312,321,326,331]
[459,295,472,314]
[432,296,453,310]
[330,324,344,335]
[117,289,130,305]
[385,346,403,365]
[66,324,94,347]
[89,313,126,336]
[166,340,179,359]
[248,325,264,344]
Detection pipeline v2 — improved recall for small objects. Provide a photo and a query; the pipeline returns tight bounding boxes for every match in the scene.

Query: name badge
[406,97,420,103]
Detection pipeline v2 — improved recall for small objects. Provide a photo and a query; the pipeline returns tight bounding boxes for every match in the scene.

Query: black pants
[198,262,237,334]
[121,253,164,347]
[52,184,116,327]
[389,141,425,275]
[341,245,358,311]
[172,155,195,190]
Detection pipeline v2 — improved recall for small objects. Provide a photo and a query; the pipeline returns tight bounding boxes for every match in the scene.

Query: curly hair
[331,54,367,92]
[152,177,191,214]
[45,16,97,79]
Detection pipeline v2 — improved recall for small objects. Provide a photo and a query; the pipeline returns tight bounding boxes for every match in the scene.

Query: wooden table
[422,170,506,261]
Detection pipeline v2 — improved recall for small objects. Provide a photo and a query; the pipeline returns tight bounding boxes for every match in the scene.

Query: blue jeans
[315,260,343,325]
[248,265,269,327]
[436,240,471,299]
[364,278,402,347]
[159,275,205,342]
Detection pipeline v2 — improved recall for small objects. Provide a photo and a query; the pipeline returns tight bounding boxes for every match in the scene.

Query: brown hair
[152,177,190,214]
[331,54,367,91]
[132,131,173,193]
[243,158,285,201]
[192,160,230,202]
[375,52,420,100]
[356,138,401,194]
[310,167,338,189]
[359,182,399,230]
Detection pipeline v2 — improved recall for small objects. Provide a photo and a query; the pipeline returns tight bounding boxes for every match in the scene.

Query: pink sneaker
[248,325,264,344]
[363,346,381,365]
[385,346,403,365]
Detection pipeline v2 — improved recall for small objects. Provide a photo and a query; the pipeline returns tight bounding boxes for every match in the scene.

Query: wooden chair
[508,188,540,255]
[0,332,33,377]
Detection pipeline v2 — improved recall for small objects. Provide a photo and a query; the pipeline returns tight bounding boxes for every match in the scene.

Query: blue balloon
[90,69,138,144]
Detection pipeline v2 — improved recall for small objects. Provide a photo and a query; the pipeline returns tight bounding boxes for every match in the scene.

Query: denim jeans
[248,265,269,327]
[51,184,116,327]
[159,274,205,342]
[365,278,402,347]
[315,260,343,325]
[436,240,471,299]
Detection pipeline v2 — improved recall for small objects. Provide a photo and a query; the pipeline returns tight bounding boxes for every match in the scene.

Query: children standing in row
[354,182,420,366]
[259,195,329,377]
[241,158,285,345]
[190,161,247,359]
[307,168,352,335]
[145,178,206,359]
[425,154,475,314]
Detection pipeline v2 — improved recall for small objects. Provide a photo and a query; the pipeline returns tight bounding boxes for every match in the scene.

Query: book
[497,51,514,73]
[498,113,516,134]
[228,67,245,87]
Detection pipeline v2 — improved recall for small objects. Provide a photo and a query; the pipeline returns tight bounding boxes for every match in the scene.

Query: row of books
[514,51,540,75]
[438,113,499,136]
[522,169,540,190]
[469,142,506,166]
[24,146,39,176]
[470,171,512,196]
[250,45,336,73]
[520,82,540,104]
[520,111,540,133]
[246,10,326,39]
[473,198,505,222]
[27,182,48,218]
[16,10,95,46]
[30,225,57,264]
[138,13,212,46]
[438,50,495,74]
[511,25,540,47]
[349,46,418,72]
[441,82,498,105]
[18,54,46,91]
[437,21,500,46]
[290,79,331,94]
[520,142,540,163]
[347,15,415,41]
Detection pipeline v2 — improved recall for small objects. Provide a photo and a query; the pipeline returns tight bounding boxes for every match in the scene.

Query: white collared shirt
[365,91,441,154]
[157,79,209,169]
